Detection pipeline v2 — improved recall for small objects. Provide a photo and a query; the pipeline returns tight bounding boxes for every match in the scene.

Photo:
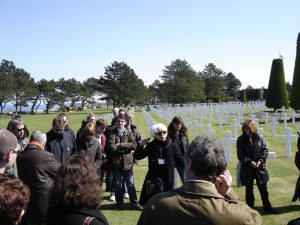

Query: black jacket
[17,143,59,223]
[237,133,269,186]
[292,137,300,201]
[46,130,76,164]
[47,206,109,225]
[75,136,102,169]
[134,137,185,205]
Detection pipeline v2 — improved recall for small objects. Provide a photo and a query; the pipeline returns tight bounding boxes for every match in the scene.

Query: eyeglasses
[17,128,24,132]
[156,131,167,135]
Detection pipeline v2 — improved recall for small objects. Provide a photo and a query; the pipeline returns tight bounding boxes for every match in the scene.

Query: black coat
[134,137,185,205]
[46,130,76,164]
[168,130,188,156]
[17,143,60,223]
[47,206,109,225]
[237,133,269,186]
[292,137,300,201]
[75,136,102,169]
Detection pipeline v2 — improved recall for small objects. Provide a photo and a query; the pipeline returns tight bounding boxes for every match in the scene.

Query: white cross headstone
[231,119,240,138]
[220,130,237,162]
[280,127,297,157]
[281,113,290,129]
[237,113,243,125]
[193,121,199,139]
[257,127,264,137]
[271,117,279,137]
[280,106,286,114]
[218,115,223,132]
[262,112,269,126]
[291,111,297,125]
[205,124,215,138]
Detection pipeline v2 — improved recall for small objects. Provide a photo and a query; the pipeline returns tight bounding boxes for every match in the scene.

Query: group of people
[0,109,299,225]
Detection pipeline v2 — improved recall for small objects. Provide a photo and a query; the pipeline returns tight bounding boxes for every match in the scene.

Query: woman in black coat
[237,119,273,213]
[75,123,102,170]
[134,123,185,206]
[167,116,189,182]
[292,134,300,202]
[47,155,109,225]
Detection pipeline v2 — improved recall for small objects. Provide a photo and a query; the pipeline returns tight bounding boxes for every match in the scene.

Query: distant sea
[2,102,61,113]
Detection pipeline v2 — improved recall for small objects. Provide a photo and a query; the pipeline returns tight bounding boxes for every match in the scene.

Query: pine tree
[265,59,289,110]
[290,33,300,109]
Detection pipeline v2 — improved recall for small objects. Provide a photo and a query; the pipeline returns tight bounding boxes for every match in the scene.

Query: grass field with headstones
[1,105,299,225]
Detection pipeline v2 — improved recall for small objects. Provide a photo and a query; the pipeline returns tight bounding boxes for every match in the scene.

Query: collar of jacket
[27,141,44,150]
[69,207,108,225]
[175,181,233,201]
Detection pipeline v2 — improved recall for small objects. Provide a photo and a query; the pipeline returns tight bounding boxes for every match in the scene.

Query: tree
[98,61,148,107]
[265,58,289,110]
[199,63,225,103]
[78,78,98,110]
[224,72,242,100]
[160,59,204,105]
[12,68,35,113]
[0,59,15,114]
[290,33,300,110]
[39,79,62,113]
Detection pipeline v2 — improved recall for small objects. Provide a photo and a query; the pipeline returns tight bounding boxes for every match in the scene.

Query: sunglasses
[17,128,24,132]
[156,131,167,135]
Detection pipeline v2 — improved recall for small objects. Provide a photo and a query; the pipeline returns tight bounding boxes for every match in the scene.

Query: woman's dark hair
[54,155,101,209]
[167,116,188,134]
[0,178,30,225]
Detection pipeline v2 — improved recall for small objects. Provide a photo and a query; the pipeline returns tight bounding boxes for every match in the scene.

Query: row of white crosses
[150,102,299,160]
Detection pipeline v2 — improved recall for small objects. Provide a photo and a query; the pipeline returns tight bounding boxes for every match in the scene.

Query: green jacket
[137,181,261,225]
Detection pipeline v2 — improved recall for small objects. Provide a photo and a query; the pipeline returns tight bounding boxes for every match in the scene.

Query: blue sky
[0,0,299,88]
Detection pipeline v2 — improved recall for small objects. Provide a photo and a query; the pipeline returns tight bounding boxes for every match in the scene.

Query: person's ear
[4,151,14,162]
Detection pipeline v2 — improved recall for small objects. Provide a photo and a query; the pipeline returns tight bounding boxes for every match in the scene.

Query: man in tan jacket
[137,137,261,225]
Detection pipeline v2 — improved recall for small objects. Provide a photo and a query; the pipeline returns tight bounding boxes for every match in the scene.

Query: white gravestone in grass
[280,127,297,157]
[205,124,215,138]
[281,113,290,129]
[193,120,199,139]
[291,111,297,125]
[220,130,237,162]
[231,119,240,139]
[271,117,279,137]
[237,113,243,125]
[262,112,269,126]
[257,127,264,137]
[218,115,223,132]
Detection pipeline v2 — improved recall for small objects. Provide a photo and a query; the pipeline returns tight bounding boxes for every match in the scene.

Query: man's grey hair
[0,129,18,160]
[29,131,47,143]
[7,119,24,131]
[185,136,227,182]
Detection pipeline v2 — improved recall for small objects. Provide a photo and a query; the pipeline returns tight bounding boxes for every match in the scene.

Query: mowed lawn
[1,107,299,225]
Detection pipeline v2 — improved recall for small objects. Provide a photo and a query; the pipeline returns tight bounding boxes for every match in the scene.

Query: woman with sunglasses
[134,123,185,206]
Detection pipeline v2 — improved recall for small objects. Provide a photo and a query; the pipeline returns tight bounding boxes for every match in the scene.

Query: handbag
[145,177,164,195]
[257,163,269,184]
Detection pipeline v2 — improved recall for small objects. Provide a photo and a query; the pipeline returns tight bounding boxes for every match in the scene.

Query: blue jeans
[113,168,138,206]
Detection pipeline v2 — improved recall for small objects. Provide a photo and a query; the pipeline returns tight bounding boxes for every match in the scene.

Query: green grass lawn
[1,107,299,225]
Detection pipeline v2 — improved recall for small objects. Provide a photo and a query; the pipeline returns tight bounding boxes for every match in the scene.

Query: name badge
[158,159,165,165]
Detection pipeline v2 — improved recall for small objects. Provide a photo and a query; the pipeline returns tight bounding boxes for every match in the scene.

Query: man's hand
[215,170,232,196]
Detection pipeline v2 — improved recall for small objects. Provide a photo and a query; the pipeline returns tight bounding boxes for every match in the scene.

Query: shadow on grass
[100,202,132,211]
[255,204,300,215]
